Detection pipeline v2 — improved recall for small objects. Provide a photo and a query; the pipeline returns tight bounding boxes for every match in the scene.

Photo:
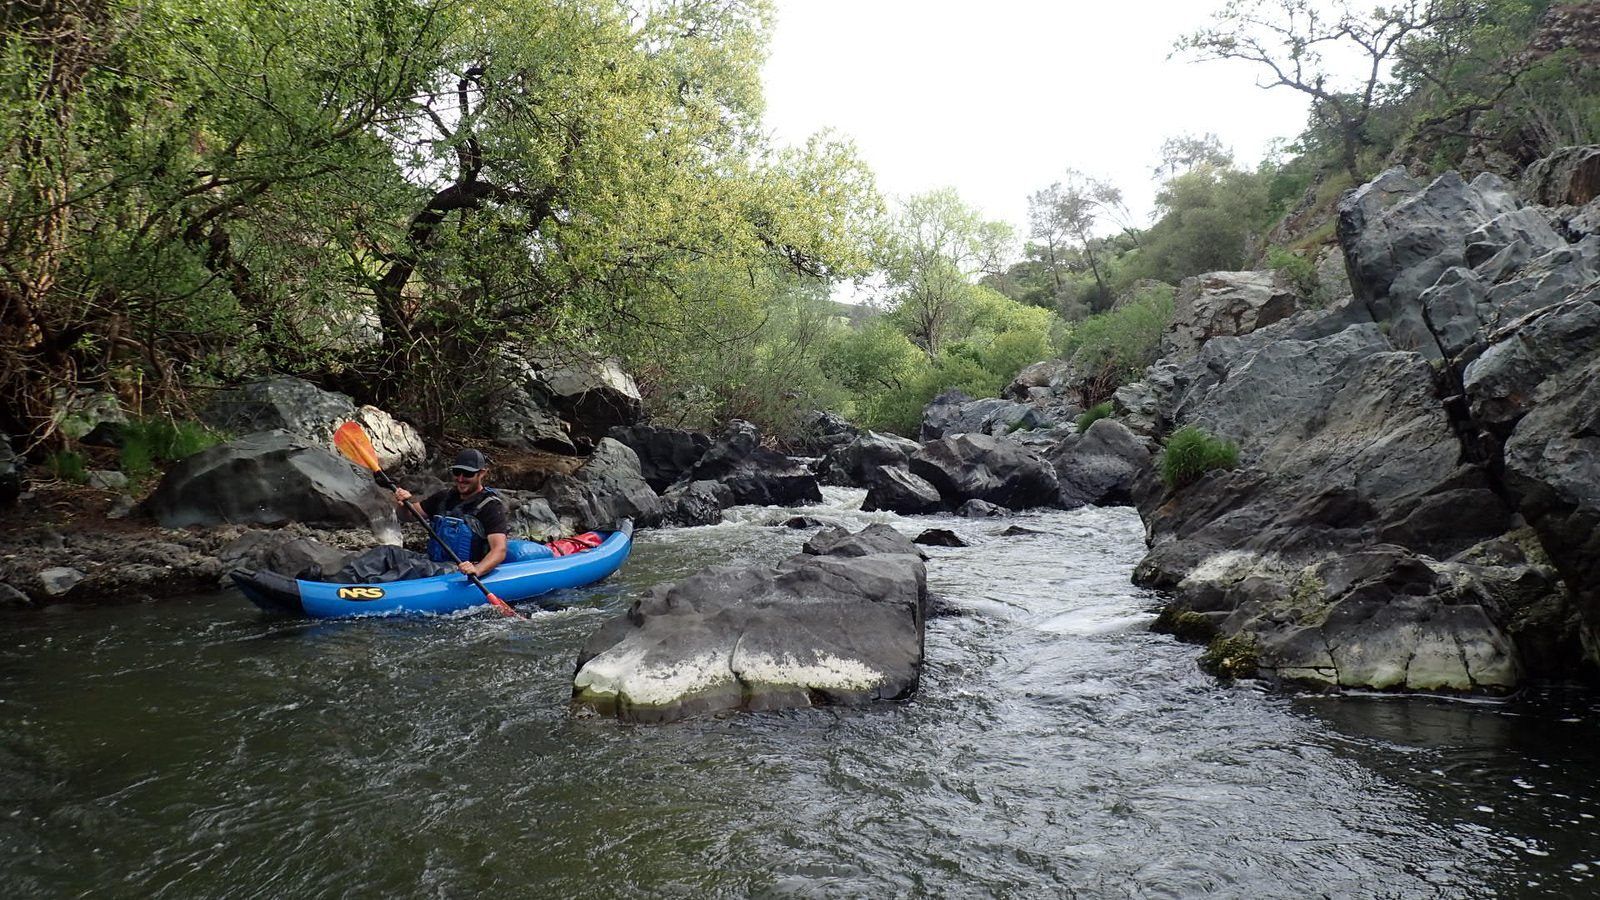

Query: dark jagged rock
[1339,168,1520,359]
[572,524,927,723]
[909,433,1058,511]
[955,499,1008,518]
[1161,271,1301,362]
[1048,418,1150,508]
[676,420,821,508]
[531,355,645,444]
[202,376,425,470]
[660,479,728,527]
[490,356,578,455]
[145,430,400,540]
[818,431,919,487]
[540,437,662,531]
[861,465,943,515]
[920,390,1043,441]
[792,410,861,456]
[1127,157,1600,690]
[1521,145,1600,207]
[802,523,926,560]
[913,528,967,547]
[0,433,19,508]
[606,424,711,492]
[218,530,353,580]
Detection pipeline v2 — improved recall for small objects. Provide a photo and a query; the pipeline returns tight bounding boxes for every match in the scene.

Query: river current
[3,489,1597,897]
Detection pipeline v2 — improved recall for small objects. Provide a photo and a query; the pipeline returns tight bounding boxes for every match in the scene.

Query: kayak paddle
[332,421,523,619]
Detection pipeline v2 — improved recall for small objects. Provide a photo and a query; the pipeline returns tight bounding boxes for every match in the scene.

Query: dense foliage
[0,0,878,446]
[4,0,1594,454]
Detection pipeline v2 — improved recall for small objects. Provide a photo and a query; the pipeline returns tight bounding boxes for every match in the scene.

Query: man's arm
[459,533,507,578]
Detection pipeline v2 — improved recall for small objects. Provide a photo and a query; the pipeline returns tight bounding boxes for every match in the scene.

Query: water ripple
[1,493,1595,896]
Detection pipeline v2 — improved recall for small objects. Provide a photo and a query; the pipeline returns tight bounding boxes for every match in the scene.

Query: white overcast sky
[761,0,1315,238]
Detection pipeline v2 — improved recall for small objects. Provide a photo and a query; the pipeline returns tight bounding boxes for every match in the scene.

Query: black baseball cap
[450,449,487,474]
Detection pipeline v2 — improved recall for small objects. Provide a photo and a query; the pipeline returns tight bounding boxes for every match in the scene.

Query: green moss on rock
[1200,632,1260,681]
[1152,606,1220,642]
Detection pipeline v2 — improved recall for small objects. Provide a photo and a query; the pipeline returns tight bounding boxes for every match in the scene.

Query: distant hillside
[825,299,881,328]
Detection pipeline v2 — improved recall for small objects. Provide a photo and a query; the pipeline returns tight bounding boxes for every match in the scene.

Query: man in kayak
[393,448,509,578]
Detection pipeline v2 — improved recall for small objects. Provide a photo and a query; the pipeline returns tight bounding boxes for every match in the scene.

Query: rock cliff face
[1125,152,1600,691]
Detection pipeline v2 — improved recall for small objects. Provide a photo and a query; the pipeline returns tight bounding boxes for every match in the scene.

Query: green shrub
[1076,401,1114,432]
[1159,425,1239,489]
[46,451,89,484]
[120,417,223,477]
[1059,282,1175,403]
[1265,246,1317,300]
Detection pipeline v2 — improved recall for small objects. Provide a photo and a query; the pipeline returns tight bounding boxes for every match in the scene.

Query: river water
[3,489,1597,897]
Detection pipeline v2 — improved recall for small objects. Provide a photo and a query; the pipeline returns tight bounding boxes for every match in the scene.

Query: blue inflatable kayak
[231,520,633,618]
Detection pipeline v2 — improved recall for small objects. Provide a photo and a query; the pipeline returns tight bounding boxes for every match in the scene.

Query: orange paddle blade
[485,592,519,618]
[332,421,382,472]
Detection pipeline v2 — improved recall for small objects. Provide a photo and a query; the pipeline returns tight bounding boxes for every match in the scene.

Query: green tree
[1026,170,1129,312]
[0,0,882,444]
[1123,162,1271,284]
[1176,0,1478,177]
[877,188,1012,359]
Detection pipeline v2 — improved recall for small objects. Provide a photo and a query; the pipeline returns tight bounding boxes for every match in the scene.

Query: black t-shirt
[421,488,509,537]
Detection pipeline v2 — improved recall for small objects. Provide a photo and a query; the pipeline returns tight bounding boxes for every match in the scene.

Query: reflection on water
[1,489,1596,897]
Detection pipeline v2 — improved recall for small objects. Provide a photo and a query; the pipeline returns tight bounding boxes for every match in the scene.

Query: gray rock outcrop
[1128,154,1600,691]
[540,437,662,532]
[1048,418,1151,508]
[675,420,821,508]
[1160,271,1300,362]
[202,377,424,470]
[489,355,578,455]
[818,431,920,487]
[145,430,400,541]
[861,465,943,515]
[532,354,644,444]
[920,390,1044,441]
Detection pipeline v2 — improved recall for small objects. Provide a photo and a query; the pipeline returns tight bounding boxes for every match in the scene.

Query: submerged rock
[572,524,927,723]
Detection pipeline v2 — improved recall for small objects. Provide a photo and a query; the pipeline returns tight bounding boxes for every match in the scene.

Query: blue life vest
[427,489,503,563]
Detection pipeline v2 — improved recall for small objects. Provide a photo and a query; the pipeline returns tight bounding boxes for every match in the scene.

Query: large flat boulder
[572,524,927,722]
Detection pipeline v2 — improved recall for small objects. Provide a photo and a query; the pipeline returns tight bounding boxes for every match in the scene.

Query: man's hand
[458,561,479,577]
[394,487,412,504]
